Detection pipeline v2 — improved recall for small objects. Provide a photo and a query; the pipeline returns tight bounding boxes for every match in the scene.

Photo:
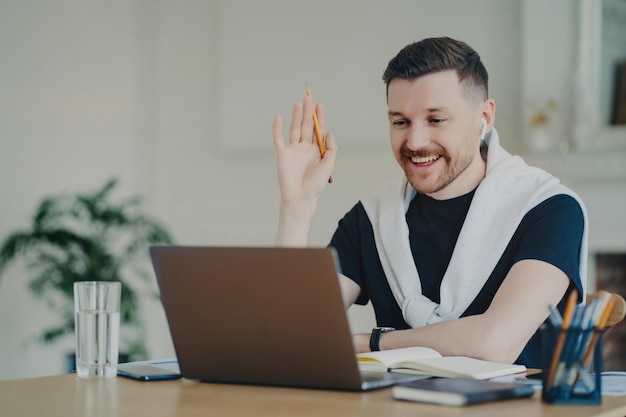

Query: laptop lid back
[150,246,365,390]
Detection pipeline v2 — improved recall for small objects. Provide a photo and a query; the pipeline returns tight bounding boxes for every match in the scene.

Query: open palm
[273,97,337,203]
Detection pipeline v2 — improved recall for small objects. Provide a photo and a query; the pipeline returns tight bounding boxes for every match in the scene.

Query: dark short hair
[382,36,488,100]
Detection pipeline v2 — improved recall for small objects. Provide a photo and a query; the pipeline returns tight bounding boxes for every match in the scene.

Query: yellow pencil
[546,289,578,389]
[581,295,616,366]
[569,294,617,393]
[306,86,332,183]
[306,86,326,157]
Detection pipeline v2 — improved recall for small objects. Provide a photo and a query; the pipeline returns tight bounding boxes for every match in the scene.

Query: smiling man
[387,70,488,199]
[272,37,587,368]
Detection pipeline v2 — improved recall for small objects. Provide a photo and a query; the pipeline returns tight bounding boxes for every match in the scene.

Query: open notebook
[150,246,423,391]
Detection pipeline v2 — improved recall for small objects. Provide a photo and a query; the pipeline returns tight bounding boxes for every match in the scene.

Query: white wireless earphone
[480,118,487,142]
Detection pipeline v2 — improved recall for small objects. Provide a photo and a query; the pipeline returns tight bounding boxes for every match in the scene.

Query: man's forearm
[355,260,569,364]
[275,200,318,247]
[376,314,527,364]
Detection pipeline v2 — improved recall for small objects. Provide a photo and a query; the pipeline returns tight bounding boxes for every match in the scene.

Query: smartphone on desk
[117,360,182,381]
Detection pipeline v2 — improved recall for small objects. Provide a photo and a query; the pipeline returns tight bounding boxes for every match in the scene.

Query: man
[272,37,587,368]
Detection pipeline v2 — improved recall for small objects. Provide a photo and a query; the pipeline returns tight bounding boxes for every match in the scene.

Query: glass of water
[73,281,121,378]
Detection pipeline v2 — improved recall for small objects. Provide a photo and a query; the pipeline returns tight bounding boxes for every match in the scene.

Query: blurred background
[1,0,625,380]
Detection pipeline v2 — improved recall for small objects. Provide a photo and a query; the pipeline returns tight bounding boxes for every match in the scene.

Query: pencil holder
[541,324,603,404]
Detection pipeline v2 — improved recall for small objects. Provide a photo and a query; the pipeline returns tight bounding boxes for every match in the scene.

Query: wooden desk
[1,374,626,417]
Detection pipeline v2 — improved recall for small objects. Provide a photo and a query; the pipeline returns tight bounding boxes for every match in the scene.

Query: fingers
[288,101,303,145]
[324,131,337,153]
[301,96,315,143]
[273,115,284,151]
[322,132,337,167]
[283,96,325,146]
[316,103,326,134]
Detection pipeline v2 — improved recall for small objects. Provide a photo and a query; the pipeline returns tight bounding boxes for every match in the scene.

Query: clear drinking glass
[73,281,121,378]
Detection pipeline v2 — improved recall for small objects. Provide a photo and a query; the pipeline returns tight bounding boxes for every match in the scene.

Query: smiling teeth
[411,155,440,164]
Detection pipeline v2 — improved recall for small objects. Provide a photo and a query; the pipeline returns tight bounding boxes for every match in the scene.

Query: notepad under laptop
[150,246,423,391]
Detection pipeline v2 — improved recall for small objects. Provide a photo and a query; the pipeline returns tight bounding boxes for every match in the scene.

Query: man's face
[387,70,485,200]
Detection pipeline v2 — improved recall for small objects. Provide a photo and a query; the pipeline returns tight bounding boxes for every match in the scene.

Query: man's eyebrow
[387,107,451,117]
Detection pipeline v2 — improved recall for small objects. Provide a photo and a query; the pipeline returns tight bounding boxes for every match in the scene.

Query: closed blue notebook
[392,377,535,406]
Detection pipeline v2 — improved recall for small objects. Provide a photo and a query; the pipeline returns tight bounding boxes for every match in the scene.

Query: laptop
[149,246,423,391]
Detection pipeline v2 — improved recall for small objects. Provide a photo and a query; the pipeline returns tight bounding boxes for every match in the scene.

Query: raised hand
[273,95,337,204]
[273,95,337,246]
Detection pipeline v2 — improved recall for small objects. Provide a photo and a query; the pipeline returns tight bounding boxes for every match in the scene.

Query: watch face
[376,327,395,332]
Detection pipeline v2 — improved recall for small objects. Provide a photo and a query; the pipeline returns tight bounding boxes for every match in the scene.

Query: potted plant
[0,178,174,366]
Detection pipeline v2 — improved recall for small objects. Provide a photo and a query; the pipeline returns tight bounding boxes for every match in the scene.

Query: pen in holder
[541,323,603,404]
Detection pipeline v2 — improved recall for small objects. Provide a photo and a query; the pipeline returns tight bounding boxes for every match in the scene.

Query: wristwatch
[369,327,395,352]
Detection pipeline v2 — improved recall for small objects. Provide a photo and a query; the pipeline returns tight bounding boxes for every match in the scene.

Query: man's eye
[430,118,445,124]
[392,120,408,128]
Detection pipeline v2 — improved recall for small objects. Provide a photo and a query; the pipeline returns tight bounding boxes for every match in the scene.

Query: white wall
[0,0,150,380]
[0,0,526,380]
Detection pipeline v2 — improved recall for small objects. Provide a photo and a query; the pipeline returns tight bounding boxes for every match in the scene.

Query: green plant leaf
[0,177,175,356]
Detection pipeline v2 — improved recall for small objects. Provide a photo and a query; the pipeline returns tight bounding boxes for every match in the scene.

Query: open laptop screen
[150,246,368,390]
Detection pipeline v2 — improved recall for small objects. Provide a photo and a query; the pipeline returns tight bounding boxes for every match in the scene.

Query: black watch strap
[369,327,395,352]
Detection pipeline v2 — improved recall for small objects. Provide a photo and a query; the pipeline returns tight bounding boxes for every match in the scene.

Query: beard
[400,144,476,195]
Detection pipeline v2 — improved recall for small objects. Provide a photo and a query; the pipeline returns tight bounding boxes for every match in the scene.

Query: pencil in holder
[541,323,603,404]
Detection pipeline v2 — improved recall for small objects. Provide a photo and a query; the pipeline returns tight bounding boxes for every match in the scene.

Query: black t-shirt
[329,192,585,368]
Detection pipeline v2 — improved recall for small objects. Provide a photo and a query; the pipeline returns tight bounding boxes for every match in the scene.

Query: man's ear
[481,99,496,131]
[480,118,487,142]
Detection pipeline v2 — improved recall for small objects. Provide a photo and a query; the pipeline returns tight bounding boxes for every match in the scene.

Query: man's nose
[405,125,431,150]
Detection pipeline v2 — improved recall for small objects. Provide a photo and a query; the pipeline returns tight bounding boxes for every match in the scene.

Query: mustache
[400,146,448,159]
